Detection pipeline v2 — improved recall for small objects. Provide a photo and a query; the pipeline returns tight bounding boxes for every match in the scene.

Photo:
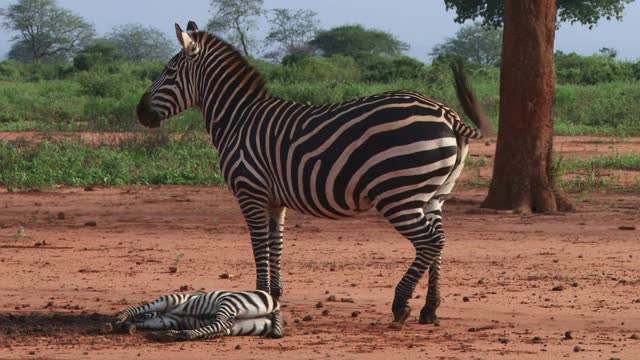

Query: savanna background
[0,0,638,359]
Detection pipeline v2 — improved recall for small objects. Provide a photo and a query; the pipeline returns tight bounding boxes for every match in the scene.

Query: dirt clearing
[0,184,638,359]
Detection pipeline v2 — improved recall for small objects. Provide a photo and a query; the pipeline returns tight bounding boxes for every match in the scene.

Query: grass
[0,132,224,190]
[554,152,640,191]
[561,152,640,171]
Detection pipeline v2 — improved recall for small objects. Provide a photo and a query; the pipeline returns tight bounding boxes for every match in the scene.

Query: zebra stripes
[137,21,493,327]
[114,290,283,341]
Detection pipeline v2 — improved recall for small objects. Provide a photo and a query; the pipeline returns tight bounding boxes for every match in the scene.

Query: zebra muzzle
[137,94,162,129]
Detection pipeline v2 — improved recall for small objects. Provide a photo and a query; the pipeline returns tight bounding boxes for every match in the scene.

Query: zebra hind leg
[418,199,445,325]
[267,310,285,338]
[384,206,445,328]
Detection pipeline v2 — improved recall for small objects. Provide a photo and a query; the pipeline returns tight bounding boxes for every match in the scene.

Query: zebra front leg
[239,197,271,293]
[385,208,445,327]
[268,207,286,299]
[114,293,192,328]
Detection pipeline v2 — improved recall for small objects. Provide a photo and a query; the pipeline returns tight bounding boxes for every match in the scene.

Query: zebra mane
[192,31,270,98]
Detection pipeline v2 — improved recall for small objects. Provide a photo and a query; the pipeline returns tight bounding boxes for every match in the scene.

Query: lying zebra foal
[108,290,284,342]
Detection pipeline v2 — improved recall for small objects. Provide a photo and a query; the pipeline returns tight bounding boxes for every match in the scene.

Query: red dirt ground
[0,184,639,359]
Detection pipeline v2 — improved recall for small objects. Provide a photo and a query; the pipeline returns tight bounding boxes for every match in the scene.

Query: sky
[0,0,639,62]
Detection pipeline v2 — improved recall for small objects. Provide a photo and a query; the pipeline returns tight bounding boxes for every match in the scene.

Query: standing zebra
[137,21,493,327]
[113,290,284,341]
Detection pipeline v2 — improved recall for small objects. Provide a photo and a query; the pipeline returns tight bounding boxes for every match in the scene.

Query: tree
[208,0,264,57]
[444,0,632,213]
[309,24,409,60]
[0,0,95,62]
[106,23,174,63]
[430,22,502,65]
[265,8,319,62]
[73,39,122,71]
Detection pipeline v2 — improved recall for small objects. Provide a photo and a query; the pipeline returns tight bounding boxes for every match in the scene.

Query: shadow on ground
[0,313,114,336]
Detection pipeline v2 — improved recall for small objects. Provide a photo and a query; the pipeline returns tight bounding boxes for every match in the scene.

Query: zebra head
[137,21,202,128]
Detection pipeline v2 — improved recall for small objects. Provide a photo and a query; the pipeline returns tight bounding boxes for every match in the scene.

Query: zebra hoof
[147,330,180,342]
[391,305,411,325]
[122,322,137,335]
[101,322,114,334]
[418,307,440,326]
[270,287,283,301]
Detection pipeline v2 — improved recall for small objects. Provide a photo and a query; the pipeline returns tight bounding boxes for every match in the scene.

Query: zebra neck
[198,44,269,147]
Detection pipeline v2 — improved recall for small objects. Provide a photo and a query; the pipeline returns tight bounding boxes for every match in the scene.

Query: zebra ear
[175,23,199,55]
[187,20,199,32]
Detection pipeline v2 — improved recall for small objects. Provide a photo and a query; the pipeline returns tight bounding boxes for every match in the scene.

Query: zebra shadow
[0,312,114,337]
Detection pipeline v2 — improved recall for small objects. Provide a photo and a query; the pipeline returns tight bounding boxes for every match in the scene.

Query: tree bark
[482,0,572,214]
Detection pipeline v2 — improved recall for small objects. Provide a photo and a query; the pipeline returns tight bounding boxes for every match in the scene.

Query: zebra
[137,21,493,327]
[113,290,284,341]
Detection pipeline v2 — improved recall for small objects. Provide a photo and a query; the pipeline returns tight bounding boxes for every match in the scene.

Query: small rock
[57,212,65,220]
[351,311,361,318]
[498,338,510,344]
[340,297,354,303]
[630,333,639,340]
[552,285,564,291]
[219,272,233,279]
[84,221,97,227]
[84,186,95,192]
[532,336,543,344]
[573,345,582,352]
[169,266,179,273]
[321,309,330,316]
[315,302,323,308]
[302,315,314,322]
[235,344,242,350]
[564,331,573,340]
[618,226,636,231]
[462,296,470,302]
[326,295,337,302]
[179,285,191,292]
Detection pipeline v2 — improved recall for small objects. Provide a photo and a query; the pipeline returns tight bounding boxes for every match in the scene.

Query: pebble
[573,345,582,352]
[351,311,361,318]
[462,296,470,302]
[564,331,573,340]
[302,315,314,321]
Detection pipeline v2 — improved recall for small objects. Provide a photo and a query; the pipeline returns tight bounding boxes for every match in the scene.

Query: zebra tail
[450,59,495,139]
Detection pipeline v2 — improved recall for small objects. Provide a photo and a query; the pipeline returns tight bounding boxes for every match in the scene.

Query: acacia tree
[265,8,319,61]
[430,22,502,65]
[310,24,409,59]
[0,0,95,62]
[107,23,174,62]
[444,0,632,214]
[208,0,264,57]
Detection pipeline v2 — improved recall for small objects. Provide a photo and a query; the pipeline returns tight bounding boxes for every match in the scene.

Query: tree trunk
[482,0,573,214]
